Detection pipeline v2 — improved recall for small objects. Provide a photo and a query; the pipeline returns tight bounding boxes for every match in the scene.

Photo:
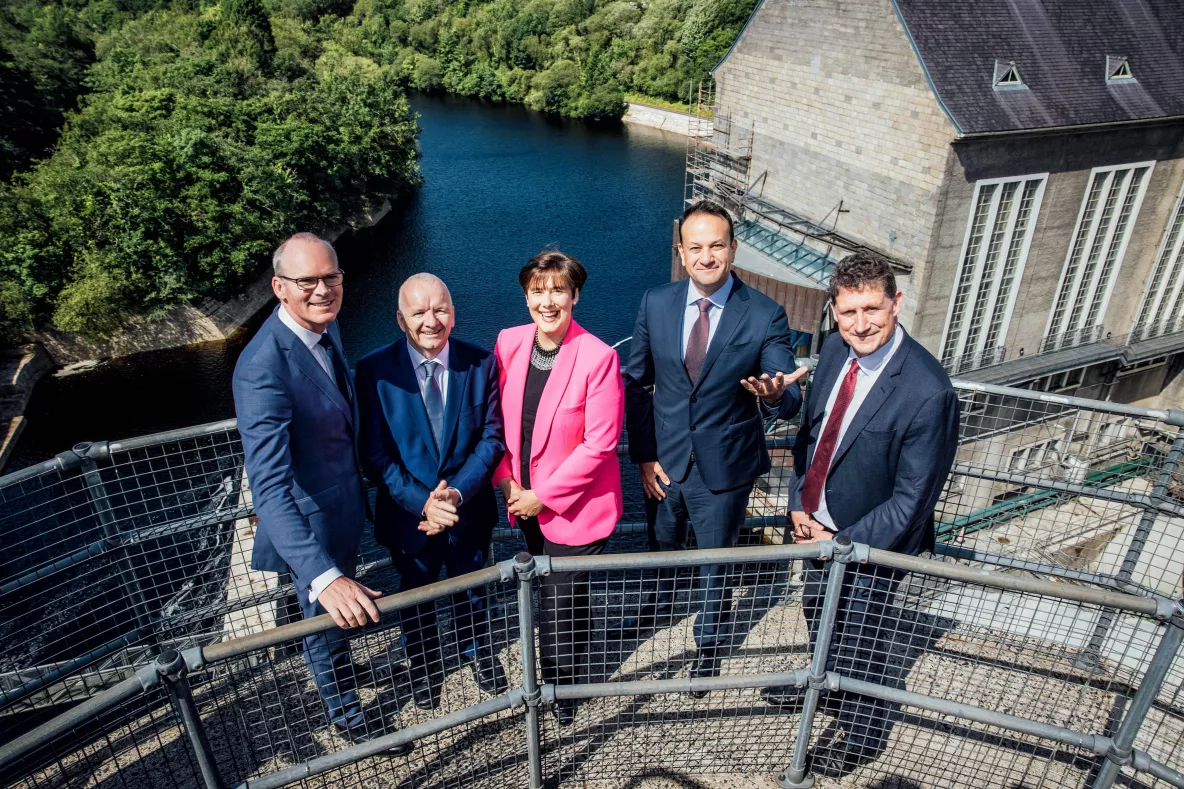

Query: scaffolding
[683,80,753,216]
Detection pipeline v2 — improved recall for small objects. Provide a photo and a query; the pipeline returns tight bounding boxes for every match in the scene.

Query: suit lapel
[831,335,913,467]
[692,275,748,394]
[394,341,440,466]
[531,323,583,460]
[502,328,533,465]
[668,280,694,387]
[323,324,355,428]
[810,343,843,424]
[274,313,353,424]
[437,344,470,462]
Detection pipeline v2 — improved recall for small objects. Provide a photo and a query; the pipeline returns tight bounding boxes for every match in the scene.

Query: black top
[519,362,552,489]
[893,0,1184,134]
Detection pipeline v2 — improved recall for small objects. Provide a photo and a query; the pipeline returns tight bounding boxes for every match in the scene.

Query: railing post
[1091,602,1184,789]
[776,537,852,789]
[156,648,224,789]
[1073,430,1184,672]
[514,552,545,789]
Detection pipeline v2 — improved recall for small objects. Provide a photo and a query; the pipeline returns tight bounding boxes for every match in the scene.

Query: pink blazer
[493,320,624,546]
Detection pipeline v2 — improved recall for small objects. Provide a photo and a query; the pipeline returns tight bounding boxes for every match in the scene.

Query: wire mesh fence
[1,378,1183,788]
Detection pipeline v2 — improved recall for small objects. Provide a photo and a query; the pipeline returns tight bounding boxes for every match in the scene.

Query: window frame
[939,172,1048,368]
[1130,180,1184,340]
[1045,161,1156,343]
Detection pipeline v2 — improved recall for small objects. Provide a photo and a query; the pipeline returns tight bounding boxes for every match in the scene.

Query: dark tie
[317,334,352,406]
[801,359,861,513]
[420,360,445,450]
[684,299,712,383]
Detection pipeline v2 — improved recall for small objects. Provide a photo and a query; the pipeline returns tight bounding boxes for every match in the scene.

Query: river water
[12,94,686,466]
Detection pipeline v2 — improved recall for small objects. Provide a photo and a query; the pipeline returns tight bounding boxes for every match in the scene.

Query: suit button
[691,396,698,403]
[531,461,538,468]
[690,425,696,432]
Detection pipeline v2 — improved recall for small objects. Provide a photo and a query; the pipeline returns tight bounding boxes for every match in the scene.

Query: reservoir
[12,94,687,466]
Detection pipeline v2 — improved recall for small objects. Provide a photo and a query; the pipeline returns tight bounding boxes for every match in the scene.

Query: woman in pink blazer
[493,250,624,725]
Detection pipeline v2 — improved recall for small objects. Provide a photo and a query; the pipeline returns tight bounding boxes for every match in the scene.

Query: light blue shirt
[406,340,451,410]
[681,275,736,360]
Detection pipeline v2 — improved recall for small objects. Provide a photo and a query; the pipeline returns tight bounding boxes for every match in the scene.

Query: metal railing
[2,540,1184,788]
[1,377,1183,787]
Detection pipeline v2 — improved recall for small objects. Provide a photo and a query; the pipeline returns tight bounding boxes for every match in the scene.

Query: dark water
[12,94,685,466]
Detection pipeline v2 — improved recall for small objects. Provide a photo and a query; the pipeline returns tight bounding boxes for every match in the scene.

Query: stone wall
[913,125,1184,358]
[713,0,958,331]
[623,102,702,137]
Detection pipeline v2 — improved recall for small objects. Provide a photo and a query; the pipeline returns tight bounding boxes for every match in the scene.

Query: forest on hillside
[0,0,754,340]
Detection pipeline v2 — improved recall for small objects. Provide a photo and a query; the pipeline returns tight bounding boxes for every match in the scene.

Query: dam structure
[0,367,1182,789]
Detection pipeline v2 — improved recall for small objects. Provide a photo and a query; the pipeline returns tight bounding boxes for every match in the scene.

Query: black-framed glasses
[278,271,344,291]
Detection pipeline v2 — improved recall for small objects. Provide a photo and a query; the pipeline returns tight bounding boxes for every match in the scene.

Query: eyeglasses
[278,271,344,291]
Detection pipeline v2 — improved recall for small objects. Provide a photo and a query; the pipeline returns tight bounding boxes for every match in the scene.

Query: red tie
[684,299,712,383]
[801,359,861,513]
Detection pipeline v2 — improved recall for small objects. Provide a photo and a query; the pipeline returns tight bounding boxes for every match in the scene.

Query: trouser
[649,460,750,651]
[803,559,903,756]
[393,532,491,674]
[520,517,609,686]
[295,567,364,730]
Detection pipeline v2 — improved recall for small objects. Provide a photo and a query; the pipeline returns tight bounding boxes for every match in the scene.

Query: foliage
[323,0,756,119]
[0,2,420,340]
[0,0,757,341]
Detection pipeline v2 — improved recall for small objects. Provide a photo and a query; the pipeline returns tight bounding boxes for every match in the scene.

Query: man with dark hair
[762,251,960,778]
[624,200,807,691]
[234,233,410,755]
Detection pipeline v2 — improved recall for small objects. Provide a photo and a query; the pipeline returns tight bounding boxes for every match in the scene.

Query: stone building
[689,0,1184,408]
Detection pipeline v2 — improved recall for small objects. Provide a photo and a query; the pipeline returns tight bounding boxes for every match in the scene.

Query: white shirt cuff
[449,487,463,505]
[308,566,343,604]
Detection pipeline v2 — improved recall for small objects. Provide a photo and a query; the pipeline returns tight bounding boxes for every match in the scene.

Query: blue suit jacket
[233,306,368,590]
[624,274,803,491]
[790,329,960,555]
[355,338,505,556]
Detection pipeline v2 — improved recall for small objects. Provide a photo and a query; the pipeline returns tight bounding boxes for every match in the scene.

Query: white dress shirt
[812,325,904,531]
[278,305,333,378]
[681,275,735,360]
[277,306,344,603]
[406,340,450,409]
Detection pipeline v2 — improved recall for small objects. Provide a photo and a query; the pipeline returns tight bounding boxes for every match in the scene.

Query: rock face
[0,343,54,472]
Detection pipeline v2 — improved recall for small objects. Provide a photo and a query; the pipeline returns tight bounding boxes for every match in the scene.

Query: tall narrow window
[1132,183,1184,341]
[941,174,1047,372]
[1045,162,1154,351]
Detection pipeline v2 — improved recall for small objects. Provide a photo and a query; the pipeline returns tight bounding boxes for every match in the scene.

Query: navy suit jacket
[355,338,505,556]
[233,306,368,591]
[790,329,960,556]
[624,274,803,491]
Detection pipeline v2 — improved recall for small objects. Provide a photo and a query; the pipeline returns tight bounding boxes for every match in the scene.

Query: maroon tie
[684,299,712,382]
[801,359,861,513]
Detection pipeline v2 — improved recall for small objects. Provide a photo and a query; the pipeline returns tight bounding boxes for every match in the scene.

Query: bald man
[234,233,410,754]
[356,273,508,709]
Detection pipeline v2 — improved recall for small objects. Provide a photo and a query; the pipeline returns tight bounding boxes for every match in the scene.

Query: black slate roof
[891,0,1184,135]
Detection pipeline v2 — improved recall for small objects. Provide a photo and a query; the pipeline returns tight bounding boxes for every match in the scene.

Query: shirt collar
[278,304,327,351]
[848,325,904,373]
[687,273,735,309]
[406,339,450,371]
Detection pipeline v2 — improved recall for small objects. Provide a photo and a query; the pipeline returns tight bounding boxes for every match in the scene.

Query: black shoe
[688,650,720,698]
[407,663,442,711]
[333,724,415,757]
[552,698,578,727]
[470,650,508,696]
[609,604,673,641]
[805,746,861,779]
[761,684,806,708]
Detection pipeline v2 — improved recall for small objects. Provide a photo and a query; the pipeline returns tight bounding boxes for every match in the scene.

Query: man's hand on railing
[791,510,828,544]
[640,461,670,500]
[319,576,382,629]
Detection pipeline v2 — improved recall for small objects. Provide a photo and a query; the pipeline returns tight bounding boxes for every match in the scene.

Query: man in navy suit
[356,273,508,709]
[762,251,960,778]
[233,233,409,754]
[624,200,807,690]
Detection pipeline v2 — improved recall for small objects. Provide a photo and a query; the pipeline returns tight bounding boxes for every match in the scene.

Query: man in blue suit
[762,251,960,778]
[624,200,807,690]
[356,273,508,710]
[233,233,410,755]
